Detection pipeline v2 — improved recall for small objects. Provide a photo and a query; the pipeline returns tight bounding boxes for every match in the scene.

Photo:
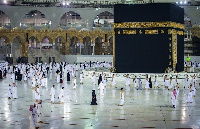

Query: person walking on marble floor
[175,76,178,85]
[164,75,169,89]
[137,76,142,90]
[191,81,197,98]
[125,74,130,91]
[133,76,137,88]
[187,87,193,103]
[35,85,40,103]
[32,104,39,129]
[50,85,55,104]
[103,74,107,88]
[154,76,159,89]
[58,87,65,104]
[56,71,60,84]
[120,88,124,106]
[145,74,150,90]
[168,77,173,91]
[29,105,35,129]
[98,73,102,90]
[8,84,12,99]
[37,100,43,123]
[13,82,18,99]
[184,75,189,89]
[80,72,84,84]
[92,72,96,85]
[11,72,15,83]
[24,72,28,82]
[73,76,77,90]
[99,81,104,96]
[111,74,117,88]
[171,89,177,108]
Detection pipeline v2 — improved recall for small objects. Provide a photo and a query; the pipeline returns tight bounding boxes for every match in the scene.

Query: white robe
[11,73,15,83]
[103,78,106,87]
[164,79,169,87]
[56,73,60,83]
[100,82,104,96]
[120,92,124,105]
[73,79,77,89]
[24,73,27,81]
[37,104,42,122]
[8,86,12,98]
[59,89,64,103]
[168,81,173,89]
[171,92,177,107]
[125,77,130,86]
[134,78,137,88]
[32,78,36,88]
[187,91,193,103]
[50,87,55,102]
[112,77,116,86]
[92,75,96,84]
[145,80,150,89]
[41,78,45,87]
[13,86,18,99]
[185,78,189,88]
[80,74,83,83]
[29,110,35,129]
[35,88,40,100]
[154,79,158,87]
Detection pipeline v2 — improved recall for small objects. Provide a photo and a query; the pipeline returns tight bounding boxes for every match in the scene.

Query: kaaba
[114,3,184,73]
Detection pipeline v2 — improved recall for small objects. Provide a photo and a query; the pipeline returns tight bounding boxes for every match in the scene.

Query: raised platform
[60,55,113,64]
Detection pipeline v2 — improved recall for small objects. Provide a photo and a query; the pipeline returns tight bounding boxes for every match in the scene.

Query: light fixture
[66,2,69,5]
[184,1,187,4]
[180,1,183,4]
[3,0,7,4]
[176,2,178,4]
[62,2,66,6]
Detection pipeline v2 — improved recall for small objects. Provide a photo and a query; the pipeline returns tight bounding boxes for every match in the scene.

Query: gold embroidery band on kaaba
[114,22,185,30]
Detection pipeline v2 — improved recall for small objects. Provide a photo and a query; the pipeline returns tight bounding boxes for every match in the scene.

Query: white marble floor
[0,69,199,129]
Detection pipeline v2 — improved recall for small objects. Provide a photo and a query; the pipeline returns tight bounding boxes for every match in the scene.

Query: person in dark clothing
[67,71,70,81]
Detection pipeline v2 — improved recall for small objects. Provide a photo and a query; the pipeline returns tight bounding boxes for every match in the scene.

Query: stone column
[105,34,108,55]
[62,42,66,55]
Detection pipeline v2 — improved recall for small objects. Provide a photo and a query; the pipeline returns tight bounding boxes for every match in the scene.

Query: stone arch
[12,36,25,63]
[41,36,53,43]
[28,36,40,48]
[55,36,65,43]
[0,35,10,43]
[108,36,113,55]
[93,11,114,27]
[59,11,85,27]
[21,10,50,28]
[83,36,92,55]
[69,36,80,55]
[0,35,11,60]
[11,35,25,43]
[95,36,103,55]
[55,36,65,55]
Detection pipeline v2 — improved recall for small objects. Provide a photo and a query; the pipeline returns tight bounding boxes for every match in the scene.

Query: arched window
[21,10,50,28]
[93,11,114,27]
[60,11,85,28]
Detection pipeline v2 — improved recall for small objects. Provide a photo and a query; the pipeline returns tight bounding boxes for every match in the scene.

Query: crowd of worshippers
[2,60,198,124]
[184,61,200,72]
[2,60,198,128]
[184,61,200,68]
